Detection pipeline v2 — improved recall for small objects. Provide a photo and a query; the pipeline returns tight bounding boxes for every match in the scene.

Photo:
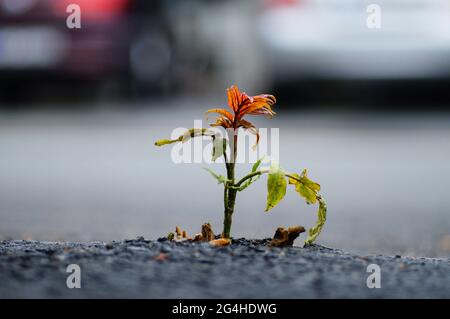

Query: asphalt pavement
[1,238,449,298]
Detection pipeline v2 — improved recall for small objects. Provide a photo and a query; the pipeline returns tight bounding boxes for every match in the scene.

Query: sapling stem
[234,168,269,187]
[222,129,238,238]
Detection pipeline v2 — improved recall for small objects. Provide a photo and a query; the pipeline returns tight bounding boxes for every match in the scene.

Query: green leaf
[251,157,263,173]
[265,163,287,212]
[203,167,229,185]
[212,137,227,162]
[304,197,327,245]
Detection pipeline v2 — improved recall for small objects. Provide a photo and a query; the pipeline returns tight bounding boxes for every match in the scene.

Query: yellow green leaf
[288,173,301,185]
[295,183,317,204]
[304,197,327,245]
[155,128,213,147]
[155,139,179,147]
[265,163,286,212]
[300,169,320,192]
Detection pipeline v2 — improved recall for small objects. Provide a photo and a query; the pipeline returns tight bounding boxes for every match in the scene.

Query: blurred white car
[258,0,450,80]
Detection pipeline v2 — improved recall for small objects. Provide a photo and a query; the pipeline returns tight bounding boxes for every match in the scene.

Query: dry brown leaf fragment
[201,223,215,241]
[209,238,231,247]
[271,227,288,244]
[288,226,305,245]
[192,233,204,242]
[169,223,216,243]
[175,226,182,238]
[269,225,305,247]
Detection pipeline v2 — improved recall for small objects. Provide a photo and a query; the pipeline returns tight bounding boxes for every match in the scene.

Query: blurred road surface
[1,100,450,257]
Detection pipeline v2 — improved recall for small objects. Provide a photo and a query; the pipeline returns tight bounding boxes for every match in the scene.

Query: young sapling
[155,85,327,245]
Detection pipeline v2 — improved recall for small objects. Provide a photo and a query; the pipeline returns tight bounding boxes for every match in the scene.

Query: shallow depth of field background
[1,0,450,257]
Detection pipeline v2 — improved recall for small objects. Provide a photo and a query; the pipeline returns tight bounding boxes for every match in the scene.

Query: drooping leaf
[288,170,320,189]
[290,169,320,204]
[155,138,181,146]
[295,183,317,204]
[300,169,320,192]
[212,137,227,162]
[155,128,213,147]
[181,128,214,143]
[239,119,259,149]
[265,163,287,212]
[205,108,234,121]
[203,167,229,185]
[288,173,301,185]
[304,197,327,245]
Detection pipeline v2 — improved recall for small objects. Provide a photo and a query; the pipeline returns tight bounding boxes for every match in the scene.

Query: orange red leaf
[206,85,276,146]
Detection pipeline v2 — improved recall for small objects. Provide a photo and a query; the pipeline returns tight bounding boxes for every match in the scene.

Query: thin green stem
[235,171,303,189]
[222,128,238,238]
[234,170,264,187]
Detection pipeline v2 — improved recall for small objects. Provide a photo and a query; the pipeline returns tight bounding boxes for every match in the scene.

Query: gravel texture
[0,237,449,298]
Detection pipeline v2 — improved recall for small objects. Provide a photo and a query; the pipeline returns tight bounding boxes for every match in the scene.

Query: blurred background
[1,0,450,257]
